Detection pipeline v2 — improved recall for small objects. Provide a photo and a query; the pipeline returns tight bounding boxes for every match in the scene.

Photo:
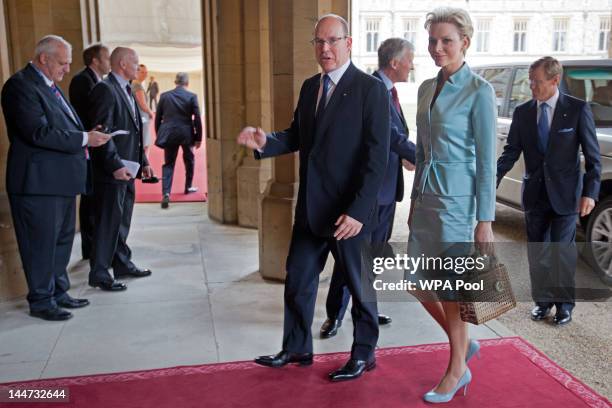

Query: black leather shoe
[320,318,342,338]
[57,296,90,309]
[114,268,152,278]
[30,308,73,321]
[378,314,392,325]
[553,309,572,326]
[89,280,127,291]
[161,194,170,209]
[254,350,313,368]
[329,358,376,382]
[530,305,551,321]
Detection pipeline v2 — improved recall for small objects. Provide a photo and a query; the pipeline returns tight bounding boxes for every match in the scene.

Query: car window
[563,67,612,127]
[509,68,531,117]
[480,68,512,116]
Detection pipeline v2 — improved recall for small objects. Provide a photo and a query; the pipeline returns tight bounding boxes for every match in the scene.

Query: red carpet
[1,338,609,408]
[135,117,207,203]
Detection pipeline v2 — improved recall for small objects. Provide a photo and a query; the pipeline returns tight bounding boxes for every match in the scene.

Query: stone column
[0,0,86,301]
[258,0,349,280]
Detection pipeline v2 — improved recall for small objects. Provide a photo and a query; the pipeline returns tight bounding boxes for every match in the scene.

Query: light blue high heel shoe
[466,339,481,363]
[423,367,472,404]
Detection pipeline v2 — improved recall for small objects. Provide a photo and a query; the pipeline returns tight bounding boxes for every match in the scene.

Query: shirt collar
[438,62,470,86]
[29,62,54,87]
[111,71,130,90]
[376,70,394,90]
[537,88,559,109]
[322,59,351,86]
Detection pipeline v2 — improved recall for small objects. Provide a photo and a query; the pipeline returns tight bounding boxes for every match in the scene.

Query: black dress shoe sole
[30,311,73,321]
[57,300,90,309]
[114,272,152,279]
[89,282,127,291]
[254,358,313,368]
[320,329,338,339]
[553,316,572,326]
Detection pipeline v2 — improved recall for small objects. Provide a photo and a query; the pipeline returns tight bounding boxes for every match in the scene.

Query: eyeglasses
[310,36,347,47]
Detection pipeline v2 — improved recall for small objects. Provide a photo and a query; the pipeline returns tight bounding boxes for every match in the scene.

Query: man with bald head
[237,14,389,381]
[1,35,111,320]
[88,46,155,292]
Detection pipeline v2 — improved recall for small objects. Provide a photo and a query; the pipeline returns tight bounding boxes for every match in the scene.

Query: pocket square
[559,128,574,133]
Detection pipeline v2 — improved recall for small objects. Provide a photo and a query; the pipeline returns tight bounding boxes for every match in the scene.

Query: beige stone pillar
[0,0,86,302]
[257,0,350,280]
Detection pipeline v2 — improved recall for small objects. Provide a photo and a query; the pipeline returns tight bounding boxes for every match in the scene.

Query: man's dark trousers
[325,202,395,321]
[9,195,75,312]
[90,180,137,282]
[162,143,195,195]
[283,222,379,360]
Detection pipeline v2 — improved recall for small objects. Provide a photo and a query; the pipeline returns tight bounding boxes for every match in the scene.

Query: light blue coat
[411,63,497,221]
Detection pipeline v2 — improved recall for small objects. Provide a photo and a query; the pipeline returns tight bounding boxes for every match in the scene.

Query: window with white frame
[475,19,491,53]
[403,18,418,45]
[365,19,380,53]
[513,19,528,52]
[552,18,568,52]
[599,16,610,51]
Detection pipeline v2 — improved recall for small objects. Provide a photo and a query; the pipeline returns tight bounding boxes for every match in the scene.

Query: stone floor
[0,201,510,383]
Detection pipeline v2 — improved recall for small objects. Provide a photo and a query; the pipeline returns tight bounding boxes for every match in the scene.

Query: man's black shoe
[161,194,170,209]
[378,314,392,325]
[57,296,90,309]
[553,309,572,326]
[89,280,127,291]
[329,358,376,382]
[30,308,73,321]
[254,351,313,367]
[114,268,152,279]
[320,318,342,338]
[530,305,551,321]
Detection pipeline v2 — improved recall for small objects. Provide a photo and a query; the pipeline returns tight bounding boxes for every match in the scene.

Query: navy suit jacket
[88,73,149,184]
[372,71,416,205]
[155,86,203,145]
[256,63,390,237]
[497,92,601,215]
[2,63,88,196]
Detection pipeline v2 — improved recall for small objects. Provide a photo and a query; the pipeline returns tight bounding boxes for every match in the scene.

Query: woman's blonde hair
[424,7,474,54]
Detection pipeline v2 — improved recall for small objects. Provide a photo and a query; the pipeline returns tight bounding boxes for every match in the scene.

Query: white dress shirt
[316,59,351,111]
[536,88,559,129]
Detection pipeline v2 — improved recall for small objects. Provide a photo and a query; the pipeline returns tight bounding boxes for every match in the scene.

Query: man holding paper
[87,47,154,291]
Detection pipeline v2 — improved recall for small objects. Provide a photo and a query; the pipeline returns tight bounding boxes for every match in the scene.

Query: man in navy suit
[320,37,416,339]
[155,72,203,208]
[497,56,601,325]
[69,43,111,260]
[237,14,389,381]
[1,35,111,320]
[87,47,155,292]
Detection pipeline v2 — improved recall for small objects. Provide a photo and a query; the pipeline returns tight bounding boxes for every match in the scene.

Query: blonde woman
[132,64,154,156]
[407,7,496,403]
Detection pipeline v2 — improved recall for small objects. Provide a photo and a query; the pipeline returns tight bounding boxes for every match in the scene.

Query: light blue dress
[409,63,496,248]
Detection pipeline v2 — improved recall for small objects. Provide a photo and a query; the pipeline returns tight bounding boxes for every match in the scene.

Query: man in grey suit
[154,72,203,209]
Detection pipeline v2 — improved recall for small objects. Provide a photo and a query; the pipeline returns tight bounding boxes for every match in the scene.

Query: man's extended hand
[579,197,595,217]
[87,130,111,147]
[236,126,267,150]
[142,165,154,179]
[402,159,415,171]
[334,214,363,240]
[113,167,132,181]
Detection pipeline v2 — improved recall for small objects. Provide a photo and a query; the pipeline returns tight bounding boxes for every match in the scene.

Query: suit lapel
[315,63,357,139]
[546,93,568,153]
[54,85,83,129]
[109,73,139,129]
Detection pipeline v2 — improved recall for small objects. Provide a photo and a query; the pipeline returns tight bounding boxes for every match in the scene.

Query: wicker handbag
[459,258,516,325]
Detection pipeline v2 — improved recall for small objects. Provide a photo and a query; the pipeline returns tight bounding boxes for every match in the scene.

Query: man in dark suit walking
[497,56,601,325]
[69,43,111,260]
[147,76,159,111]
[154,72,203,209]
[88,47,155,292]
[320,37,416,338]
[237,14,389,381]
[1,35,111,320]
